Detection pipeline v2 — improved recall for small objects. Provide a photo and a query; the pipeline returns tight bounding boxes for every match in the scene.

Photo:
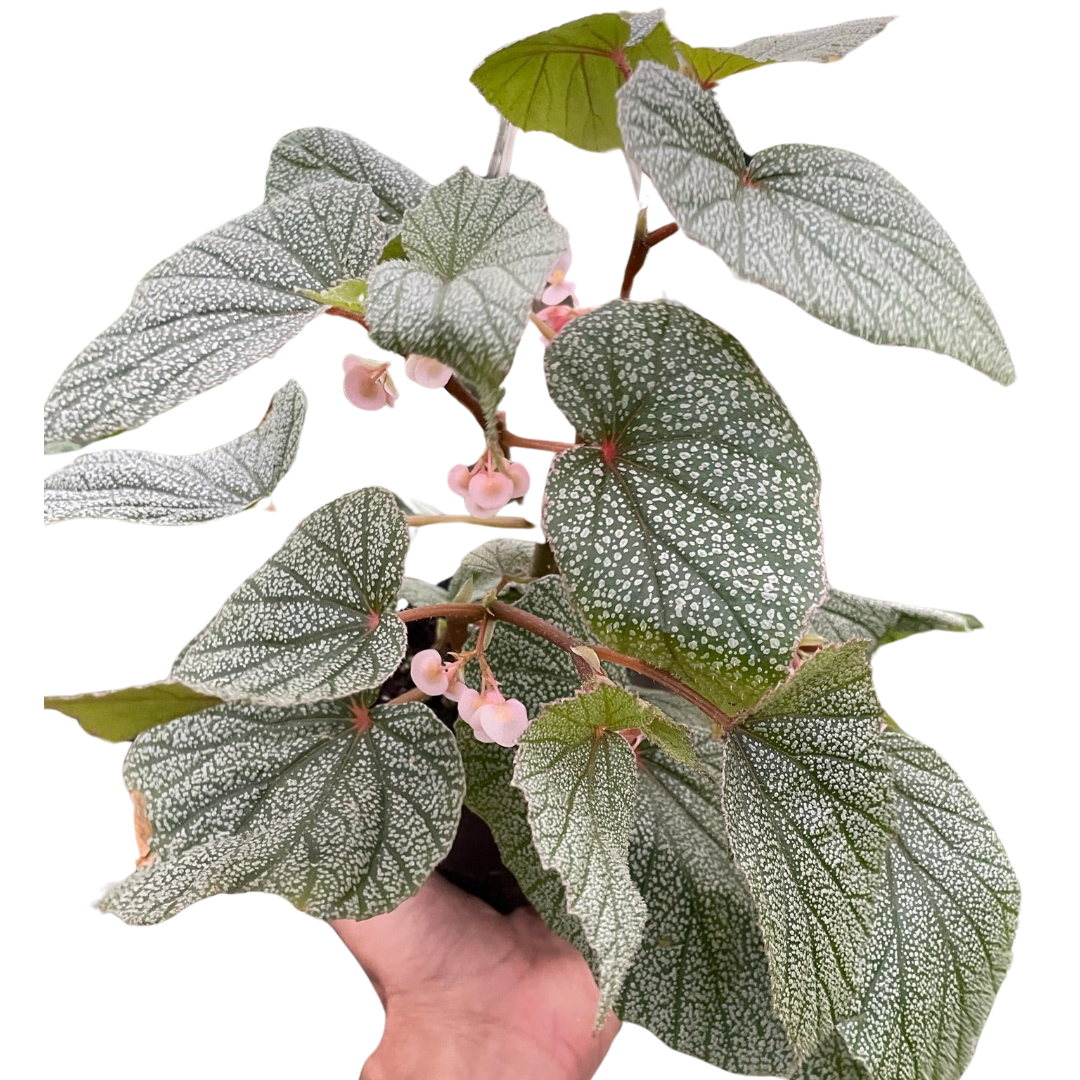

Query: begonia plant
[43,11,1019,1080]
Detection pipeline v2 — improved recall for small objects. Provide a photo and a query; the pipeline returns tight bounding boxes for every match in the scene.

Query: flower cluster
[343,353,453,411]
[447,453,529,518]
[535,249,592,345]
[410,649,529,746]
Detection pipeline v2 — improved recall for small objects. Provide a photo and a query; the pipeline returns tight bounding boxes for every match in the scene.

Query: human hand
[332,872,620,1080]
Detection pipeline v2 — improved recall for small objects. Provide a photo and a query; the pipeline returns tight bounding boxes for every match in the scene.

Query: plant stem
[404,514,534,529]
[398,601,734,731]
[486,115,518,179]
[620,210,679,301]
[501,433,575,453]
[326,306,368,328]
[383,687,428,706]
[444,375,489,432]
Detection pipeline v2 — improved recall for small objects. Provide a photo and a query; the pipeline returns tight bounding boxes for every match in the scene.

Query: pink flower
[343,354,397,411]
[476,697,530,747]
[410,649,449,695]
[535,305,593,345]
[542,250,577,306]
[405,354,453,389]
[448,455,523,516]
[460,687,509,743]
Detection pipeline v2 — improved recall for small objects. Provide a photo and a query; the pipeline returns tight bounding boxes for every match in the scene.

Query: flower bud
[476,697,530,747]
[405,354,453,389]
[447,464,472,498]
[468,469,515,511]
[410,649,449,695]
[506,462,530,498]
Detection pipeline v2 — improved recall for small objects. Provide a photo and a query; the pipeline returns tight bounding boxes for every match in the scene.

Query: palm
[333,873,619,1080]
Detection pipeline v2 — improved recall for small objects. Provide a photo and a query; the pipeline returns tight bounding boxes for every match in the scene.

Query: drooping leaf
[264,127,431,224]
[620,697,795,1075]
[836,731,1020,1080]
[44,181,390,453]
[677,17,894,87]
[44,682,221,742]
[455,724,592,956]
[470,12,678,153]
[722,643,893,1053]
[366,168,567,417]
[617,63,1014,383]
[172,487,408,704]
[43,381,306,525]
[811,589,982,652]
[100,699,463,924]
[448,538,541,600]
[543,299,824,714]
[465,574,630,718]
[514,687,647,1020]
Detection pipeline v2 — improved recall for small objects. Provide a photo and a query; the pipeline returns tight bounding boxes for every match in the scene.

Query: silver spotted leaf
[723,643,893,1054]
[44,181,390,452]
[398,577,450,607]
[617,63,1013,383]
[677,17,893,86]
[44,681,221,743]
[448,538,541,601]
[44,381,305,525]
[543,299,824,715]
[366,168,567,415]
[514,687,647,1022]
[172,487,408,704]
[795,1031,873,1080]
[624,9,665,47]
[618,692,795,1074]
[835,730,1020,1080]
[264,127,431,224]
[454,723,592,958]
[465,575,630,718]
[811,588,982,652]
[100,699,463,924]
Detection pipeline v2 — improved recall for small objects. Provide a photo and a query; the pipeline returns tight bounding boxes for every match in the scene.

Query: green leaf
[448,538,541,601]
[466,574,630,718]
[795,1031,872,1080]
[471,12,677,153]
[455,724,592,956]
[44,181,390,453]
[44,682,222,742]
[398,576,450,607]
[811,588,982,652]
[619,699,795,1073]
[300,279,367,313]
[723,643,893,1053]
[514,687,647,1020]
[366,169,567,417]
[264,127,431,225]
[543,299,824,714]
[100,699,463,924]
[617,63,1014,384]
[43,381,305,525]
[172,487,409,704]
[836,730,1020,1080]
[677,17,894,87]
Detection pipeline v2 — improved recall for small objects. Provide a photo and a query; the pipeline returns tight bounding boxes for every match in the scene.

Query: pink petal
[477,699,530,747]
[551,249,572,277]
[447,464,472,498]
[506,462,530,498]
[410,649,449,696]
[464,493,498,519]
[405,354,453,389]
[544,278,578,304]
[457,687,481,723]
[344,368,390,411]
[468,470,515,510]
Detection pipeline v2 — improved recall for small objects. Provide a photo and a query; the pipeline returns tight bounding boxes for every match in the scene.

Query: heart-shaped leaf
[722,643,893,1053]
[836,730,1020,1080]
[617,63,1014,383]
[366,168,567,417]
[398,577,451,607]
[677,17,894,88]
[811,588,982,652]
[44,682,221,742]
[264,127,430,224]
[618,690,795,1074]
[470,12,678,153]
[172,487,408,704]
[465,574,630,718]
[448,538,542,601]
[543,299,824,714]
[44,181,389,452]
[795,1032,872,1080]
[514,686,647,1021]
[100,698,463,924]
[44,381,306,525]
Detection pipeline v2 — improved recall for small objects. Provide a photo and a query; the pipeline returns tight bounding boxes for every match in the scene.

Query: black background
[44,6,1028,1071]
